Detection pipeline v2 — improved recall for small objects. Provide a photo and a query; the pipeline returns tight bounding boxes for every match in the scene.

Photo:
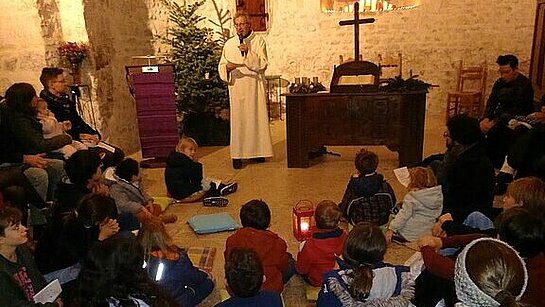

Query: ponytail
[348,264,374,301]
[496,290,519,307]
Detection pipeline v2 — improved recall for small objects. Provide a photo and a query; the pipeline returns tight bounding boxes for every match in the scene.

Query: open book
[33,279,61,304]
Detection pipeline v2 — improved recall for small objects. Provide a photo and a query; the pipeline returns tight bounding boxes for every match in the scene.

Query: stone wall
[188,0,537,116]
[82,0,155,153]
[0,0,538,154]
[0,1,48,90]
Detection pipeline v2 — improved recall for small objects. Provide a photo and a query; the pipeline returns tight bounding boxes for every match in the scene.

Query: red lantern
[292,200,315,241]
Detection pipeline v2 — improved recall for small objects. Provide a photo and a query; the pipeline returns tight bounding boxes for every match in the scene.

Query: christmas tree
[160,0,230,145]
[161,0,229,114]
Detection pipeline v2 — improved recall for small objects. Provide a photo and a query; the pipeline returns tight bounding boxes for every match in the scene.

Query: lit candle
[301,221,310,232]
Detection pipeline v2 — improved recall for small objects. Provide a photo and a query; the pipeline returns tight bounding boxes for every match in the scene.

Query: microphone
[239,36,246,57]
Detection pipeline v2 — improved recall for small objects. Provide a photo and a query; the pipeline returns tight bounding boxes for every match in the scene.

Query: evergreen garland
[161,0,229,114]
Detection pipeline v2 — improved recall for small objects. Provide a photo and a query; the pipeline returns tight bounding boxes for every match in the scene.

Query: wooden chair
[446,60,487,122]
[378,53,402,82]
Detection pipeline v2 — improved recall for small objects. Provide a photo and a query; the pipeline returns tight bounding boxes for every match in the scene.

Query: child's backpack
[345,181,395,226]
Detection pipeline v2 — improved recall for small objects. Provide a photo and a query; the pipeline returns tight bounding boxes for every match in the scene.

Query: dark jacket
[442,143,495,222]
[53,180,91,218]
[35,214,100,274]
[484,73,534,125]
[0,246,57,306]
[507,125,545,180]
[0,104,71,155]
[164,151,203,199]
[146,249,214,307]
[339,173,397,226]
[40,89,99,141]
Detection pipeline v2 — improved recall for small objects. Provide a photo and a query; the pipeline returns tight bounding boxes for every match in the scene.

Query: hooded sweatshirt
[164,151,204,199]
[296,228,347,287]
[388,185,443,241]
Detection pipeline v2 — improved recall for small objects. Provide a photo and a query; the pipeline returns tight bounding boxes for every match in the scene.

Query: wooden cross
[339,2,375,62]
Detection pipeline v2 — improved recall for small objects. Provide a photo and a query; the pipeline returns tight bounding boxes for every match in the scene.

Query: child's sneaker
[219,182,238,196]
[203,196,229,207]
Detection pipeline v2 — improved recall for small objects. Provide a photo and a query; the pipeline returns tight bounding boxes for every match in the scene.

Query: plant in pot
[161,0,230,146]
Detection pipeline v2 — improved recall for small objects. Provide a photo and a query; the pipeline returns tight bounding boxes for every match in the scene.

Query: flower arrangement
[57,42,88,64]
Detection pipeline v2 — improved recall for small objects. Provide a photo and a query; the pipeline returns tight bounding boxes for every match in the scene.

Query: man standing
[219,12,273,169]
[480,54,534,169]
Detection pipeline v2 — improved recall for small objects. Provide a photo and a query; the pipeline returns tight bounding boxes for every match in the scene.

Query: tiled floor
[139,113,446,306]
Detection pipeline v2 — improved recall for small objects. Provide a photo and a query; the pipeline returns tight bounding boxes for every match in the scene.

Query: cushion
[154,196,172,211]
[187,212,240,234]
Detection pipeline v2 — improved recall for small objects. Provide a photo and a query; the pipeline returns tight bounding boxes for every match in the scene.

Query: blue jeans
[44,263,81,284]
[463,211,494,230]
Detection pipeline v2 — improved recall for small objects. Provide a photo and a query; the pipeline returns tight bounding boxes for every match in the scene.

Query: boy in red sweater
[296,200,347,287]
[224,199,295,293]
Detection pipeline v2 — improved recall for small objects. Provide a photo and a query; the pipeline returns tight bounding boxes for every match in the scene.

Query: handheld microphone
[239,36,246,57]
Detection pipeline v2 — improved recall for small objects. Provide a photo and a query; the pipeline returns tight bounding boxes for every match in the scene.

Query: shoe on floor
[203,196,229,207]
[232,159,242,169]
[219,182,238,196]
[160,213,178,224]
[251,157,266,163]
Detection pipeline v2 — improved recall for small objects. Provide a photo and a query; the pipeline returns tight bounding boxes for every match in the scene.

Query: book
[33,279,61,304]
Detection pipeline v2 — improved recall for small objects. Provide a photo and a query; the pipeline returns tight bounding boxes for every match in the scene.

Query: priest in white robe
[219,12,273,169]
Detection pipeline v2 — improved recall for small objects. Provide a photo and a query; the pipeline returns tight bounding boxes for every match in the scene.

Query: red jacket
[421,233,485,280]
[522,252,545,307]
[225,227,289,293]
[295,228,347,287]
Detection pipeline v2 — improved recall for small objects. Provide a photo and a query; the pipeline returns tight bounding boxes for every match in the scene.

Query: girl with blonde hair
[386,166,443,242]
[138,219,214,306]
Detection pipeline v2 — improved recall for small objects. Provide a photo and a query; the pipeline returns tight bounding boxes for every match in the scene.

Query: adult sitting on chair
[39,67,124,168]
[480,54,534,169]
[1,83,67,203]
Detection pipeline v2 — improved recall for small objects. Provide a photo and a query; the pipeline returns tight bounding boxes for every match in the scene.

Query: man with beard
[431,114,496,235]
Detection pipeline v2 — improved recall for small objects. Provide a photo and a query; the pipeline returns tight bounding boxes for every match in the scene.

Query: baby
[36,98,86,158]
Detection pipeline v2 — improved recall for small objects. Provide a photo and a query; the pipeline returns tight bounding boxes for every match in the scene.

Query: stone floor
[137,113,446,306]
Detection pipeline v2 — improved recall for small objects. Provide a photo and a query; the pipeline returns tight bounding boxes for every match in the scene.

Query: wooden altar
[285,91,426,168]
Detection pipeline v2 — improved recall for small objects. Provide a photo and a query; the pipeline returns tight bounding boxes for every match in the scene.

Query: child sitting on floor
[138,219,214,307]
[165,137,237,206]
[0,206,64,307]
[224,199,295,293]
[36,98,87,159]
[110,158,177,225]
[216,247,282,307]
[338,148,396,226]
[317,222,414,306]
[454,238,528,307]
[296,200,347,287]
[385,166,443,243]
